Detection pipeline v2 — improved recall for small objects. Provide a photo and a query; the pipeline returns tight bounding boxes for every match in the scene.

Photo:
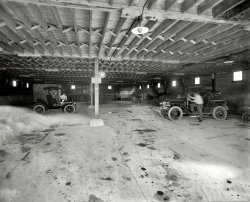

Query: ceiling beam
[129,0,136,6]
[197,0,224,15]
[165,0,178,11]
[98,12,110,58]
[112,19,141,58]
[148,0,158,10]
[180,0,205,13]
[0,41,14,53]
[123,20,159,58]
[212,0,245,17]
[89,10,92,58]
[220,0,250,20]
[121,6,250,26]
[71,8,81,56]
[50,6,72,56]
[106,17,127,57]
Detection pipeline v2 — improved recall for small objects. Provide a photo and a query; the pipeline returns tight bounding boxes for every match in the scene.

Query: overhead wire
[109,0,149,62]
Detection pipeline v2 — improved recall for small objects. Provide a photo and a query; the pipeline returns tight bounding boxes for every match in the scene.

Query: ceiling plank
[106,17,127,57]
[0,4,16,30]
[123,20,158,57]
[112,19,140,58]
[71,8,81,56]
[212,0,245,17]
[221,0,250,20]
[148,0,158,10]
[180,0,204,13]
[0,41,14,53]
[89,10,92,58]
[165,0,178,11]
[98,12,110,58]
[121,6,250,26]
[29,4,48,29]
[50,6,72,56]
[197,0,223,15]
[129,0,136,6]
[0,6,39,53]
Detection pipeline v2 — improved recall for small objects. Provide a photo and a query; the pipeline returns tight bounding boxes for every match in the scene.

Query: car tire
[33,104,46,114]
[212,106,227,120]
[64,104,76,114]
[133,99,139,104]
[168,106,183,121]
[242,111,250,123]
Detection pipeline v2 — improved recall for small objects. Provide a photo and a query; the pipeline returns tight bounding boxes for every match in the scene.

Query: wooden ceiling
[0,0,250,84]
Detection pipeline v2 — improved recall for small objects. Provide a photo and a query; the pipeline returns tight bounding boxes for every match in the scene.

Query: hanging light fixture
[131,16,149,35]
[131,0,149,35]
[223,55,234,64]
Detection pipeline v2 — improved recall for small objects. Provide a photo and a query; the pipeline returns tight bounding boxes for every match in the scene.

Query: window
[147,84,150,89]
[195,77,200,85]
[71,85,76,89]
[157,83,161,88]
[139,86,141,89]
[108,85,112,89]
[233,71,242,81]
[26,83,29,88]
[12,80,17,87]
[172,80,176,87]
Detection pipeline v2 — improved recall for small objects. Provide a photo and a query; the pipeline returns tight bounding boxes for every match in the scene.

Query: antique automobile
[242,107,250,123]
[160,91,229,121]
[33,86,77,114]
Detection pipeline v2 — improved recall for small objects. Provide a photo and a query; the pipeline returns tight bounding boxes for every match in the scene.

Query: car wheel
[64,105,76,114]
[212,106,227,120]
[160,109,168,118]
[33,104,46,114]
[168,106,183,121]
[133,99,139,104]
[242,111,250,123]
[153,98,159,106]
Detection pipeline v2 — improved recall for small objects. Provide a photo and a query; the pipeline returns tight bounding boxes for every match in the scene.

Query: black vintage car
[160,91,229,121]
[33,86,77,114]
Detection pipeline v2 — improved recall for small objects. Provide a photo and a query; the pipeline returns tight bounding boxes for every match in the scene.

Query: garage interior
[0,0,250,201]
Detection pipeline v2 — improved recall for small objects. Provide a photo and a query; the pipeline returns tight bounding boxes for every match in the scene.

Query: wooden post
[212,73,216,92]
[90,83,93,106]
[94,58,99,118]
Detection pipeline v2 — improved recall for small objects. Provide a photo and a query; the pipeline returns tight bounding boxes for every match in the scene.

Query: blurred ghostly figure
[60,92,67,102]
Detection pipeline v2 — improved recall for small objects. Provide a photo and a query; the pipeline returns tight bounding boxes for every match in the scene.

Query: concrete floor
[0,101,249,202]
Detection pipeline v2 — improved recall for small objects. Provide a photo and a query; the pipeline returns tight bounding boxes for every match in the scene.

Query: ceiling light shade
[98,71,106,78]
[132,26,149,35]
[224,60,234,64]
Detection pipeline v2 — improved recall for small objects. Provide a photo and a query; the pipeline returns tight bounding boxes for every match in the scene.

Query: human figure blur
[188,93,203,122]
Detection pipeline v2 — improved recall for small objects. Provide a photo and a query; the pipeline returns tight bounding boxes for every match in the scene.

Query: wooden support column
[90,83,94,106]
[94,58,99,118]
[90,58,104,126]
[212,73,216,92]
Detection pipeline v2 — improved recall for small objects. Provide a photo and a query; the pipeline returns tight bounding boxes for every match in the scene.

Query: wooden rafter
[0,41,14,53]
[71,8,81,56]
[98,12,110,58]
[180,0,205,13]
[112,19,141,58]
[106,17,127,57]
[165,0,178,11]
[50,6,72,56]
[197,0,224,15]
[89,10,92,58]
[122,20,159,58]
[212,0,245,17]
[147,0,158,10]
[129,0,136,7]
